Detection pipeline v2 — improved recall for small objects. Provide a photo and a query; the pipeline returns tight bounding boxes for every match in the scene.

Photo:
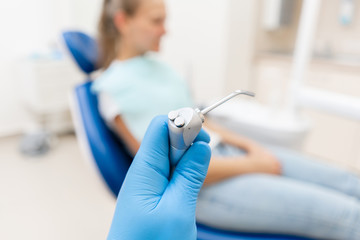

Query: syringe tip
[235,90,255,97]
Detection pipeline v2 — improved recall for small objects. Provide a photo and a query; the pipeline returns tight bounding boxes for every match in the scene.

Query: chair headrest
[62,31,99,74]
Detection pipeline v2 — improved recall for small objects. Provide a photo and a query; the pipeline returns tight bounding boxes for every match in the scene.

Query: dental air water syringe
[168,90,255,165]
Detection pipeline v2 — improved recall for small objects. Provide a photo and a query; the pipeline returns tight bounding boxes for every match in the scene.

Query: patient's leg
[267,145,360,200]
[197,174,360,240]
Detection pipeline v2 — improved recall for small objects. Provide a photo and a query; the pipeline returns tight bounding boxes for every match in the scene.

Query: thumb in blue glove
[108,115,211,240]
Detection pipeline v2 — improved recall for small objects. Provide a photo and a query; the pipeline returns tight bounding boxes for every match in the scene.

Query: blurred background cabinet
[18,56,83,134]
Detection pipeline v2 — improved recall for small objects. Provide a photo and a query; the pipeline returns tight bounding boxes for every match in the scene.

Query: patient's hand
[247,145,282,175]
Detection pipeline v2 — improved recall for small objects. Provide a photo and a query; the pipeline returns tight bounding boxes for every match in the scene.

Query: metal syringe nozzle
[200,90,255,115]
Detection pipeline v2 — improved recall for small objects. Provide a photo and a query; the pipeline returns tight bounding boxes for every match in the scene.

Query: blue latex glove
[108,115,211,240]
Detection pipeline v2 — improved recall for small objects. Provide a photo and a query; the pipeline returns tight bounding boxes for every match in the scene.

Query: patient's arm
[204,153,281,185]
[204,156,255,185]
[114,115,141,157]
[113,115,280,185]
[203,119,281,186]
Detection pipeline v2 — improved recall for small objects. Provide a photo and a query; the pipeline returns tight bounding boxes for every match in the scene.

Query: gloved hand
[107,115,211,240]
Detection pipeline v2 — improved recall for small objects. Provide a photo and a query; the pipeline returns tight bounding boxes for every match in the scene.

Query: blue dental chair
[64,31,313,240]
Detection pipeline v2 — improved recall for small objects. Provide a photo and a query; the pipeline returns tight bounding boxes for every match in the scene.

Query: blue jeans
[196,143,360,239]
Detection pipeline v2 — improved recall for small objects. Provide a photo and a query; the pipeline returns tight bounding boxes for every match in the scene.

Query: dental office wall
[0,0,252,136]
[164,0,360,171]
[0,0,101,137]
[161,0,258,102]
[1,0,359,171]
[164,0,360,170]
[254,0,360,169]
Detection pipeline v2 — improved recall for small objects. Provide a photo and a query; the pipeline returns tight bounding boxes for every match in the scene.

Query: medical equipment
[168,90,255,165]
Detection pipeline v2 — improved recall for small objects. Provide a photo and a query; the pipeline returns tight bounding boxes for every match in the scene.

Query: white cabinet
[19,58,83,133]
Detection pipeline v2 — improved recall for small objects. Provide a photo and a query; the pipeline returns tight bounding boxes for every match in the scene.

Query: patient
[92,0,360,239]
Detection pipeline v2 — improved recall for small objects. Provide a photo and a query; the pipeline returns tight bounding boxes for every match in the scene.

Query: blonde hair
[98,0,141,69]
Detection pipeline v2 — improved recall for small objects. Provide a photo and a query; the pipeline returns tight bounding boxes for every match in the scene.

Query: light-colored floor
[0,134,116,240]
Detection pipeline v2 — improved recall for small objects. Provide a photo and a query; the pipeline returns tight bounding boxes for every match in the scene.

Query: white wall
[224,0,258,93]
[160,0,258,104]
[160,0,230,104]
[68,0,103,34]
[0,0,102,137]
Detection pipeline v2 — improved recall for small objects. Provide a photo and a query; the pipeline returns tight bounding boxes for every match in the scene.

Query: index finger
[193,128,210,143]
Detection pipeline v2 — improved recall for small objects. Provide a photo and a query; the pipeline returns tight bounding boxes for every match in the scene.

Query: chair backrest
[62,31,99,75]
[73,81,132,195]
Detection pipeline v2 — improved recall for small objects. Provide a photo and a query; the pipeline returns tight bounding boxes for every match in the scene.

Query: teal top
[92,55,193,141]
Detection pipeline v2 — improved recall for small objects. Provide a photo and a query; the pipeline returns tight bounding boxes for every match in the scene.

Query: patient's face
[127,0,167,53]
